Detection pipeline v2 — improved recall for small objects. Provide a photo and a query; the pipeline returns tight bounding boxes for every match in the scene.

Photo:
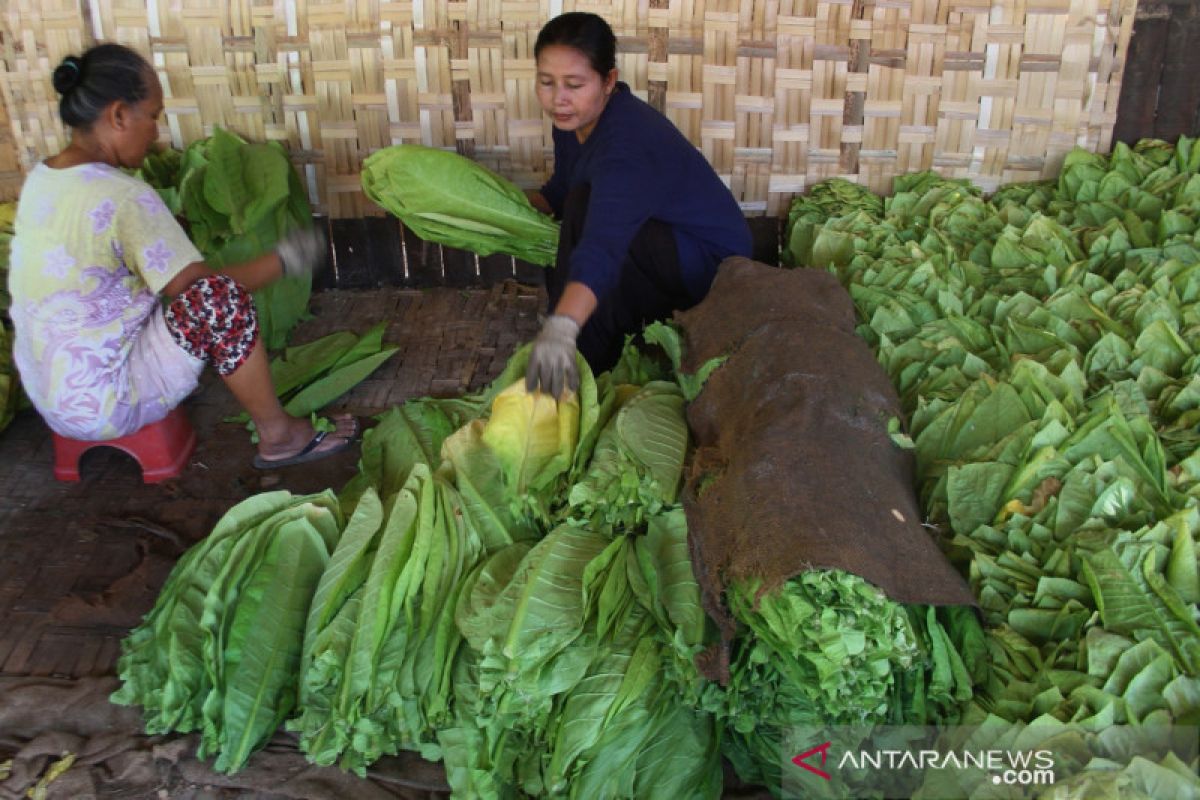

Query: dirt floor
[0,283,543,798]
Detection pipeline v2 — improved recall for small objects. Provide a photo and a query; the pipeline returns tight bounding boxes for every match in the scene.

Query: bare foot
[255,413,358,466]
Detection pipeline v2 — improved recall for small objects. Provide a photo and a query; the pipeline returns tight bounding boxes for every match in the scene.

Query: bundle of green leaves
[111,491,343,773]
[289,471,491,771]
[785,136,1200,796]
[441,512,720,799]
[138,127,316,350]
[361,144,559,266]
[225,322,399,442]
[704,575,986,791]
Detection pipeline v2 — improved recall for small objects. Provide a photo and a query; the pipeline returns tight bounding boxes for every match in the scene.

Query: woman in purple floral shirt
[8,43,356,468]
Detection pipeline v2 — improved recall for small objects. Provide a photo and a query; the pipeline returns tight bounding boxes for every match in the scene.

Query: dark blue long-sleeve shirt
[540,83,752,303]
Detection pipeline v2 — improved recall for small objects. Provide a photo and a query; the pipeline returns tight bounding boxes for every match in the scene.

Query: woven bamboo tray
[0,1,1136,216]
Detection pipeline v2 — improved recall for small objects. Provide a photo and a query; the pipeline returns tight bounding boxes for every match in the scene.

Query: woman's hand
[526,189,553,216]
[525,281,596,399]
[276,226,329,279]
[525,314,580,399]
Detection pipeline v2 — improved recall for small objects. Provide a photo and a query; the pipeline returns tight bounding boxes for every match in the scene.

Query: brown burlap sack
[0,676,449,800]
[679,256,858,370]
[677,258,975,684]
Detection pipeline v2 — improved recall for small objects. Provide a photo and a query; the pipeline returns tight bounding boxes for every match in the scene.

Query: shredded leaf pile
[784,137,1200,797]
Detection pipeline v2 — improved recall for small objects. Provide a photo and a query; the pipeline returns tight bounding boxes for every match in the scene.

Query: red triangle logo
[792,741,832,780]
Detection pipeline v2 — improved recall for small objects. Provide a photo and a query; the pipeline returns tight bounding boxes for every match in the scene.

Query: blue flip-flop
[252,419,359,470]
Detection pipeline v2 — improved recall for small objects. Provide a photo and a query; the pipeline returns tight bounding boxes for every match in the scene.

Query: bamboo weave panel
[0,0,1137,216]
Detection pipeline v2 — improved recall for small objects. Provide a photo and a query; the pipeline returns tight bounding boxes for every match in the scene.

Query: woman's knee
[164,274,259,376]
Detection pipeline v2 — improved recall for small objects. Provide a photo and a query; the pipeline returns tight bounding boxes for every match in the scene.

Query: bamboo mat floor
[0,282,544,683]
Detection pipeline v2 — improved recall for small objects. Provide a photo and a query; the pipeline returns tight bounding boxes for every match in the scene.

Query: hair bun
[52,56,83,95]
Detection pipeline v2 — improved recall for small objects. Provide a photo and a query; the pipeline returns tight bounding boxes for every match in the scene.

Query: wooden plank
[1155,3,1200,141]
[514,259,546,287]
[310,214,337,292]
[402,224,444,287]
[317,216,786,287]
[478,254,517,287]
[442,246,478,288]
[329,219,378,290]
[839,0,869,174]
[364,216,407,287]
[1114,3,1171,145]
[647,0,670,113]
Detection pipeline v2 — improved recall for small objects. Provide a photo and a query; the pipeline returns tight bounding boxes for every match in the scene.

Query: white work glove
[276,226,328,279]
[525,314,580,399]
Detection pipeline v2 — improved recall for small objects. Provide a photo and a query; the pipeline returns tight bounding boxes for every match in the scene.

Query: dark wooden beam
[1155,2,1200,141]
[1113,2,1171,145]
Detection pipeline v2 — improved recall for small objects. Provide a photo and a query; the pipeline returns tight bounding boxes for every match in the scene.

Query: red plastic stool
[52,406,197,483]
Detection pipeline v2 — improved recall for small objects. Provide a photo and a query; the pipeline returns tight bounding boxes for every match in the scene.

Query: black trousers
[545,185,696,373]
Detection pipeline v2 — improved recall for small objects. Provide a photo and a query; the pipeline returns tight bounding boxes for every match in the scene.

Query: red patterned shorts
[164,274,258,376]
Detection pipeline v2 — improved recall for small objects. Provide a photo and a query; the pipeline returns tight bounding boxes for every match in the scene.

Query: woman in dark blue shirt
[524,12,752,398]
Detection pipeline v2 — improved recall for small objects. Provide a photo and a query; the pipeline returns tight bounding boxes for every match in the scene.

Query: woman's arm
[160,225,326,298]
[162,251,283,298]
[552,280,597,327]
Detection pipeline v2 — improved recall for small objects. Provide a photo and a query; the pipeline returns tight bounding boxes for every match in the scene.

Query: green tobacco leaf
[484,525,611,671]
[283,145,313,225]
[1082,547,1200,675]
[947,462,1015,536]
[1167,513,1200,605]
[215,516,330,772]
[240,142,293,232]
[455,540,533,655]
[301,471,426,767]
[302,488,384,674]
[283,348,398,416]
[270,331,359,399]
[640,510,705,647]
[255,275,313,352]
[570,355,606,482]
[343,402,456,509]
[438,420,533,552]
[201,128,250,231]
[329,322,388,372]
[345,471,426,694]
[616,385,688,504]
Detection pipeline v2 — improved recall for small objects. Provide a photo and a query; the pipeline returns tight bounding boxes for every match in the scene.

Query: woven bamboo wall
[0,0,1136,217]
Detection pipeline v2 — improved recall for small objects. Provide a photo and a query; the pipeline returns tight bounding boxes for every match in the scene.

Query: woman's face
[535,44,616,143]
[114,72,164,168]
